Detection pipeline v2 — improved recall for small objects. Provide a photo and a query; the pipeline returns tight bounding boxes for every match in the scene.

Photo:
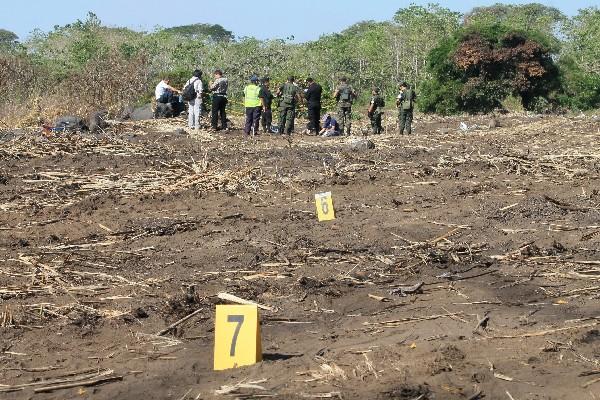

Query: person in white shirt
[155,77,179,104]
[183,70,204,130]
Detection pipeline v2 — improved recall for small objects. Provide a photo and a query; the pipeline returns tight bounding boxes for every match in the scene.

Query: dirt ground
[1,113,599,400]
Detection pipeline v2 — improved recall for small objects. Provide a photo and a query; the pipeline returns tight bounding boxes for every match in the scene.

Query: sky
[1,0,597,42]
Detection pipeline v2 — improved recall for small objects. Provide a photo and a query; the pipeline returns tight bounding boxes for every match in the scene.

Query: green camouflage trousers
[370,112,383,134]
[398,109,413,135]
[338,106,352,135]
[279,106,295,134]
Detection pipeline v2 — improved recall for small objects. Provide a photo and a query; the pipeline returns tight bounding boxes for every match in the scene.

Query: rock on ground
[347,138,376,152]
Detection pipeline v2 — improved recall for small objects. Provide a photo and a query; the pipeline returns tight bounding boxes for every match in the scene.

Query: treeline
[0,3,599,125]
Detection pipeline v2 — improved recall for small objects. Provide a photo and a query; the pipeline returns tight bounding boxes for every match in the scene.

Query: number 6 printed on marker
[315,192,335,222]
[227,315,245,356]
[320,196,329,214]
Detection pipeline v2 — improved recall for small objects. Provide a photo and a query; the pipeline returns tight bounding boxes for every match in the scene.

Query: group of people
[154,69,229,132]
[155,70,417,137]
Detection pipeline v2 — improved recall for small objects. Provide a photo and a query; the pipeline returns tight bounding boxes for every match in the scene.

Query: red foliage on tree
[451,31,558,109]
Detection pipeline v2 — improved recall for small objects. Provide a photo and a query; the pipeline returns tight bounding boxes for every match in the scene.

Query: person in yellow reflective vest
[243,75,264,136]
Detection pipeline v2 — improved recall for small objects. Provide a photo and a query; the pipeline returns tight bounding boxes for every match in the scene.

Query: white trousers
[188,99,202,128]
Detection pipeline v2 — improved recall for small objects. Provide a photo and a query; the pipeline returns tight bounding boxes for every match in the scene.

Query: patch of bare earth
[1,114,599,399]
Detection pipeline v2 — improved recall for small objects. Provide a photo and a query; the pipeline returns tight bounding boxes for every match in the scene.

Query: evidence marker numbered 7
[214,305,262,371]
[315,192,335,222]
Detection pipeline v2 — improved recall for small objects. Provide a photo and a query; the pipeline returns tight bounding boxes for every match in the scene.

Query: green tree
[162,23,234,42]
[0,29,18,46]
[392,4,461,89]
[558,7,600,110]
[563,7,600,75]
[465,3,566,45]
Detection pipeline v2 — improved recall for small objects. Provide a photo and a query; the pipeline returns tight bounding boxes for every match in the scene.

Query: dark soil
[1,113,599,399]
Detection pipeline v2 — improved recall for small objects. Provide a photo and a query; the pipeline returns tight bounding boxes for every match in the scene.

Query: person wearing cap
[243,75,264,136]
[183,69,204,131]
[276,76,302,135]
[304,77,322,134]
[209,69,229,131]
[396,82,416,135]
[259,77,275,133]
[368,87,385,135]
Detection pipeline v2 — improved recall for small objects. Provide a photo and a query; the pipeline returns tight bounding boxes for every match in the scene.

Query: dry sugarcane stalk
[217,292,275,311]
[34,375,123,393]
[0,369,114,392]
[156,308,205,336]
[487,322,599,339]
[363,312,464,327]
[389,282,424,296]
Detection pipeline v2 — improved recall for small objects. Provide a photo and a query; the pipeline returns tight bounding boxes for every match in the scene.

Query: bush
[422,24,561,114]
[558,57,600,111]
[501,95,525,112]
[418,79,462,115]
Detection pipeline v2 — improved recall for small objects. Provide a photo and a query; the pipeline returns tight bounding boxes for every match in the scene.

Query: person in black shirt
[259,77,275,133]
[304,77,322,134]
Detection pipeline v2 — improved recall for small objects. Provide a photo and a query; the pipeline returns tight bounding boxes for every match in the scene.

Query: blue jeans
[157,92,173,104]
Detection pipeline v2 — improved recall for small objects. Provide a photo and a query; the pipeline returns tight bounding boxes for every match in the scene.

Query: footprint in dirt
[379,384,431,400]
[579,329,600,344]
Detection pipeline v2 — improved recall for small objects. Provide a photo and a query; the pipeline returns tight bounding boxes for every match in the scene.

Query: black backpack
[182,78,198,101]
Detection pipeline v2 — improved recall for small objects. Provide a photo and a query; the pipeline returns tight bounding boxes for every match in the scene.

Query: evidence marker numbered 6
[315,191,335,221]
[213,305,262,371]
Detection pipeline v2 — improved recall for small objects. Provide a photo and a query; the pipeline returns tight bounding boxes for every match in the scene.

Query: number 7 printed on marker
[214,305,262,371]
[227,315,244,356]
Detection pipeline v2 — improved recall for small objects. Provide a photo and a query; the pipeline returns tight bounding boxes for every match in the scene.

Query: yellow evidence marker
[214,305,262,371]
[315,191,335,221]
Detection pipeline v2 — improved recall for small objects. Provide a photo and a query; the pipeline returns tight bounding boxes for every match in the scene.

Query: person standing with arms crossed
[334,77,357,136]
[209,69,228,131]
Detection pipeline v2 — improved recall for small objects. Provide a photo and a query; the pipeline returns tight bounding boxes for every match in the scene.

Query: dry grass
[0,51,149,128]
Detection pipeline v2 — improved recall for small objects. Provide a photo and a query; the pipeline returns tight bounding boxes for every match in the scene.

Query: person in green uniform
[333,77,356,135]
[276,76,302,135]
[259,77,275,133]
[396,82,416,135]
[368,87,385,135]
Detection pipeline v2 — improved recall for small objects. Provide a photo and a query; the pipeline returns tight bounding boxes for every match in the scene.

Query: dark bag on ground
[54,116,88,132]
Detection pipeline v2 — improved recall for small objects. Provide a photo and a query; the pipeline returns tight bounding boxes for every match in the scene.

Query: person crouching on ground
[244,75,264,136]
[155,77,179,104]
[319,113,340,137]
[183,69,204,131]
